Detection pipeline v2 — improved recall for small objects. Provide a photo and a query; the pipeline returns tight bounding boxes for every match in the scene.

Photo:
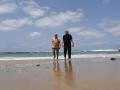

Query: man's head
[54,34,58,38]
[65,30,69,34]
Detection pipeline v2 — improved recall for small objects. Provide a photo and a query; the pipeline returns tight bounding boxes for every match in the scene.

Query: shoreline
[0,52,120,61]
[0,56,119,65]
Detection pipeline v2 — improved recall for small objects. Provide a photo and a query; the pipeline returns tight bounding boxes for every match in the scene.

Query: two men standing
[51,30,74,61]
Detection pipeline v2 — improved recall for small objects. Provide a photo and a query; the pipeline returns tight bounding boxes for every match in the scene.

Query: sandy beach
[0,57,120,90]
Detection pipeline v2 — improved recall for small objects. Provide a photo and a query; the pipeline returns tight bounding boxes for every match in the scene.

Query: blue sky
[0,0,120,52]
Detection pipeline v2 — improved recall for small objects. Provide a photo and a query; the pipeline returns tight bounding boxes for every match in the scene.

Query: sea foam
[0,53,120,61]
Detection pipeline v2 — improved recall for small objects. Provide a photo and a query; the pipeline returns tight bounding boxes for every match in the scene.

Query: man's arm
[71,35,74,47]
[51,38,54,48]
[71,39,74,47]
[62,36,64,47]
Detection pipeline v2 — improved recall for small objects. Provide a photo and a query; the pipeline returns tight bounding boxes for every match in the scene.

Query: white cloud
[20,0,49,18]
[0,18,32,31]
[35,9,84,28]
[0,3,17,14]
[0,0,84,30]
[99,20,120,35]
[30,32,41,38]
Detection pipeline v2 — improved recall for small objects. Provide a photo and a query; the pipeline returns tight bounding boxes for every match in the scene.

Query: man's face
[65,31,69,34]
[55,34,58,38]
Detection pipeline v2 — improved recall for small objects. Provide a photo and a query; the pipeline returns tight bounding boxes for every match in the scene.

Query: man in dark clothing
[63,30,74,61]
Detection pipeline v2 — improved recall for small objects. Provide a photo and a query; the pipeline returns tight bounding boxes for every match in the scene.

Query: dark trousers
[64,46,71,59]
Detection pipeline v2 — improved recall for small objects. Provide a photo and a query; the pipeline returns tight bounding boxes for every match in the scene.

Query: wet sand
[0,57,120,90]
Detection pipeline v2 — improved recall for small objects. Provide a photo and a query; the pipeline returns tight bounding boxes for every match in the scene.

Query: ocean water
[0,49,120,60]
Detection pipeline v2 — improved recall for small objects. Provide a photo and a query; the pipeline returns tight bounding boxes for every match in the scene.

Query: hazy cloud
[0,18,32,31]
[68,26,104,38]
[0,3,17,14]
[29,32,41,38]
[78,30,104,38]
[102,0,111,5]
[35,9,84,28]
[20,0,49,18]
[99,20,120,35]
[68,27,83,33]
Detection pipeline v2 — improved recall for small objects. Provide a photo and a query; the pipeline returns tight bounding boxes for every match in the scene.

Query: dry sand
[0,58,120,90]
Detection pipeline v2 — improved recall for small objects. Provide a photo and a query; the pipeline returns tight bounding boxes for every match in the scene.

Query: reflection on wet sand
[53,61,62,90]
[53,61,75,90]
[64,61,75,89]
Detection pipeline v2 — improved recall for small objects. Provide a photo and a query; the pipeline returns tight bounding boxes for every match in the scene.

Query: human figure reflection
[53,61,62,90]
[64,61,75,88]
[53,61,61,72]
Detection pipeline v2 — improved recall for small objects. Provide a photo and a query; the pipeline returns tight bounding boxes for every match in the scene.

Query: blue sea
[0,49,120,60]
